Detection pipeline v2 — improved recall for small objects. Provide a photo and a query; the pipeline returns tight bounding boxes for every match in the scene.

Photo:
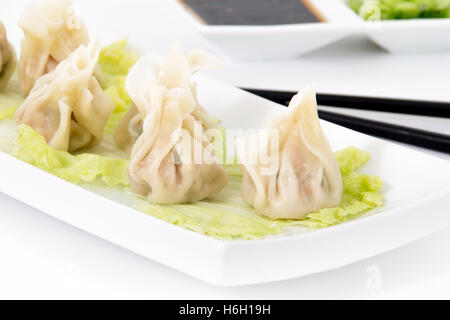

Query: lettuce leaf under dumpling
[97,40,138,135]
[13,125,129,187]
[0,74,24,121]
[139,147,383,239]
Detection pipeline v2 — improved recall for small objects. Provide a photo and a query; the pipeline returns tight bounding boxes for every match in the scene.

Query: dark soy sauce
[179,0,326,25]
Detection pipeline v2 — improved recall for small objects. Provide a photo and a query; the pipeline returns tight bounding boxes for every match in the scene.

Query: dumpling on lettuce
[125,52,228,204]
[15,41,114,152]
[18,0,89,95]
[237,87,343,219]
[0,22,17,90]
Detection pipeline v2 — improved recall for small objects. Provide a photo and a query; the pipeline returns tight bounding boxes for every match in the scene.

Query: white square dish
[171,0,360,60]
[1,74,450,286]
[173,0,450,60]
[364,18,450,54]
[344,0,450,53]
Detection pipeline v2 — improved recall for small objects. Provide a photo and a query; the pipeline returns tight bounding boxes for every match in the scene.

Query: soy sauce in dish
[179,0,326,25]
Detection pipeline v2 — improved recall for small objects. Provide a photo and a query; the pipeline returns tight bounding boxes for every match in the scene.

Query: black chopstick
[242,88,450,118]
[318,110,450,153]
[242,88,450,153]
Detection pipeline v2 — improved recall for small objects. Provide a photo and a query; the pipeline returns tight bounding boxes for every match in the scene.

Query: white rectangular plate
[1,74,450,286]
[173,0,450,59]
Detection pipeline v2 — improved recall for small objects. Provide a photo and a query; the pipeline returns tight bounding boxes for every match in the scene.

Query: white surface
[0,0,450,299]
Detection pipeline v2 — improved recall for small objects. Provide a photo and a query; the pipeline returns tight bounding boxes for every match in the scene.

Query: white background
[1,0,450,299]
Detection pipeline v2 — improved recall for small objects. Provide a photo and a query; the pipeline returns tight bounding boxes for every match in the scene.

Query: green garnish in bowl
[348,0,450,20]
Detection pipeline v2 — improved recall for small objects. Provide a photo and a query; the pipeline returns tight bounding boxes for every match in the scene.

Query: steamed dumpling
[0,22,17,90]
[18,0,89,95]
[15,41,114,152]
[126,56,228,204]
[114,42,221,152]
[237,87,343,219]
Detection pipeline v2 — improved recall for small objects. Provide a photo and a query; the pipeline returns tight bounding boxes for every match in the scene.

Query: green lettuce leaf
[335,146,371,175]
[13,125,129,187]
[139,200,283,240]
[98,40,139,79]
[97,40,138,135]
[0,74,24,121]
[348,0,450,20]
[0,106,17,120]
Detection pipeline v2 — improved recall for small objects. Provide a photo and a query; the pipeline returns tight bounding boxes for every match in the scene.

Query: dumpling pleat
[18,0,89,96]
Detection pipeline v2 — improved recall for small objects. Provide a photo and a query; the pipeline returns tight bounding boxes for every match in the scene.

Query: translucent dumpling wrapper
[126,56,228,204]
[237,87,343,219]
[18,0,89,95]
[114,42,221,153]
[15,41,114,152]
[0,22,17,90]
